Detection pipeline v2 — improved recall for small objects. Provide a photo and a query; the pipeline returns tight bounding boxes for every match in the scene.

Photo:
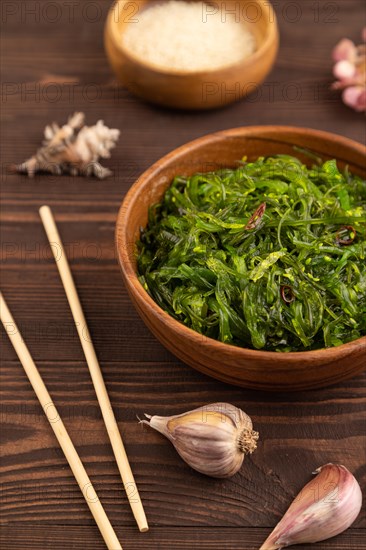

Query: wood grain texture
[1,0,365,548]
[1,527,366,550]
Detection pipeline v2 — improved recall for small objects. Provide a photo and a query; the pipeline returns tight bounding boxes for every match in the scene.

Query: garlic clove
[140,403,258,478]
[260,463,362,549]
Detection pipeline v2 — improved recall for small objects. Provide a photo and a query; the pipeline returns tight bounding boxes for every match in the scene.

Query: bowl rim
[116,125,366,362]
[106,0,279,77]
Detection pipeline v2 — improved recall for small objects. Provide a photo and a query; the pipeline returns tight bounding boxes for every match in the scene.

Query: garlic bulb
[260,463,362,549]
[140,402,258,478]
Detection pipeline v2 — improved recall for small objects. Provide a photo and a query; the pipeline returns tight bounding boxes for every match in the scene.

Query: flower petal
[333,60,356,80]
[332,38,356,62]
[342,86,366,111]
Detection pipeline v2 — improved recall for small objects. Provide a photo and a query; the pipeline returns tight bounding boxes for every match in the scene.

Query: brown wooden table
[1,1,365,548]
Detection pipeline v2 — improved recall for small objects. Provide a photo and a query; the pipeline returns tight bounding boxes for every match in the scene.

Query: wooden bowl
[116,126,366,391]
[104,0,279,110]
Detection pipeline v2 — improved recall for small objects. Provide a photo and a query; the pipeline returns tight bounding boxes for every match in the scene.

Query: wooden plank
[1,360,365,527]
[0,526,365,550]
[1,0,365,548]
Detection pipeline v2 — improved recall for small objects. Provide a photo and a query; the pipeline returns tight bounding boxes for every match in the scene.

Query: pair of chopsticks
[0,206,148,549]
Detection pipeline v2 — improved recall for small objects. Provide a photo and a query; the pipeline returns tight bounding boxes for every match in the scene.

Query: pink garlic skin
[260,464,362,550]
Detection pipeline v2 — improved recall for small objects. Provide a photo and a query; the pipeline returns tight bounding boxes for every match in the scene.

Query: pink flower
[342,87,366,112]
[332,38,356,62]
[331,29,365,112]
[333,60,356,80]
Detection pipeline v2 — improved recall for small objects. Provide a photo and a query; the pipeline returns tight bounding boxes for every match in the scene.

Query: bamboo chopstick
[0,292,122,550]
[39,205,148,533]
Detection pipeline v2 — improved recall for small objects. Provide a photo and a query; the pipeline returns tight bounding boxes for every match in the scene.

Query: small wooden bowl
[105,0,279,110]
[116,126,366,391]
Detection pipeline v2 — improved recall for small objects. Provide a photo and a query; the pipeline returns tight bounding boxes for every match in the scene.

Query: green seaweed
[137,155,366,351]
